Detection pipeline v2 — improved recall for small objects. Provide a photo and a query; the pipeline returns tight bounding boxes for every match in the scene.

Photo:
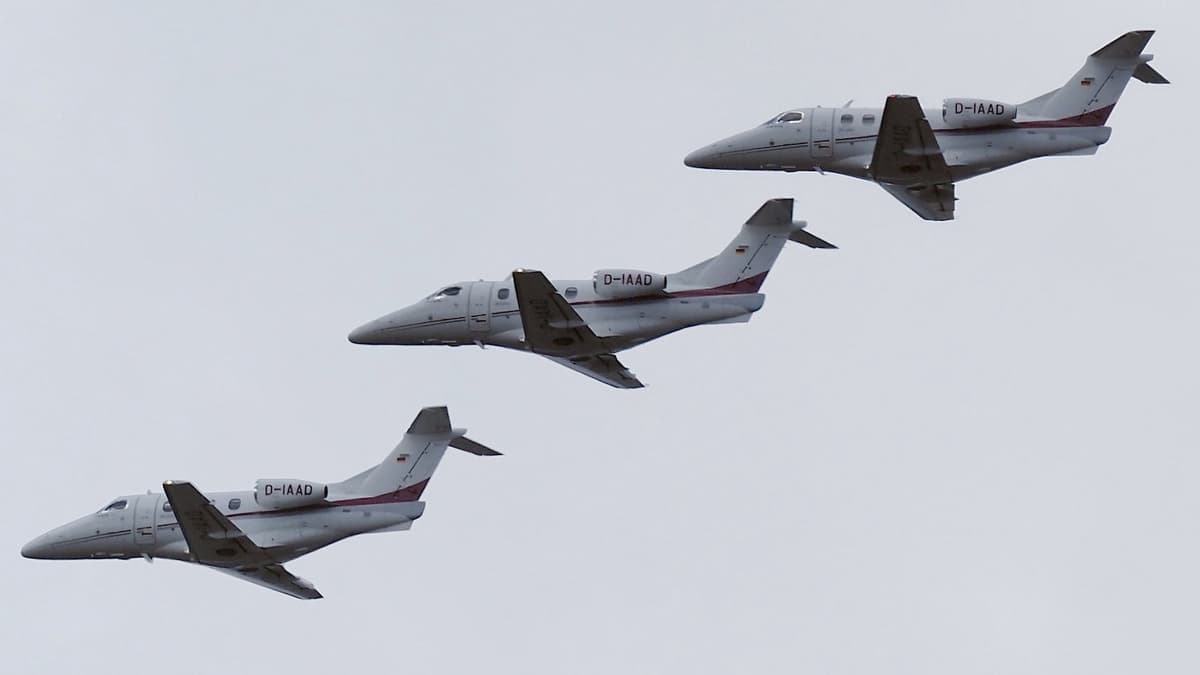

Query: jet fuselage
[685,106,1111,181]
[22,490,424,563]
[349,278,765,353]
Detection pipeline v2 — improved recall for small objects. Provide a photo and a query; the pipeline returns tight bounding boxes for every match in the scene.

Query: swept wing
[870,95,955,221]
[511,270,644,388]
[163,480,322,600]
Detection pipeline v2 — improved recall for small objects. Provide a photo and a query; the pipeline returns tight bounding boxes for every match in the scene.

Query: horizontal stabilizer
[1134,62,1169,84]
[449,436,502,456]
[788,229,837,249]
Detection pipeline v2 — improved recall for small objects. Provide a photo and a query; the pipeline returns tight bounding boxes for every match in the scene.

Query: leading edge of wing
[545,353,645,389]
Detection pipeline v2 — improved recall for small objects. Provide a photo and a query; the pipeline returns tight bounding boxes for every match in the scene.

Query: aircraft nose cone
[348,319,387,345]
[21,534,51,559]
[684,146,720,169]
[349,308,415,345]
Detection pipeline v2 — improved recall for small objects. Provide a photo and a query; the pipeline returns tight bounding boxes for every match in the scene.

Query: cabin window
[840,114,853,124]
[162,502,173,512]
[564,287,578,298]
[228,498,242,510]
[101,500,128,512]
[862,114,876,125]
[497,288,510,300]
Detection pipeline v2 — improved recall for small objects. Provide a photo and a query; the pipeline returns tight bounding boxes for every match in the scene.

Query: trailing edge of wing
[218,564,323,600]
[879,183,956,221]
[546,353,645,389]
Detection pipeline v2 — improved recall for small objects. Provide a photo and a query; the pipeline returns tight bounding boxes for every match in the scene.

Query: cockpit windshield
[763,111,805,125]
[426,286,462,301]
[100,499,128,512]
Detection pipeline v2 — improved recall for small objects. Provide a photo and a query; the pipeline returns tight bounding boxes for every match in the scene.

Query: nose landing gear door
[133,495,157,547]
[468,282,493,332]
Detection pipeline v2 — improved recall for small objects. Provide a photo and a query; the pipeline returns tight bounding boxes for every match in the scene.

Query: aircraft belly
[938,127,1109,180]
[827,153,874,179]
[488,328,526,350]
[634,295,761,336]
[151,533,190,561]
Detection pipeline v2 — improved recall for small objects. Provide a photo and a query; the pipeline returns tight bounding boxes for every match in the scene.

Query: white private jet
[349,198,833,389]
[21,406,499,599]
[684,30,1169,220]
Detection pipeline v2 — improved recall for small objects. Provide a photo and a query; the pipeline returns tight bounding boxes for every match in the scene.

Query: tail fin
[1020,30,1167,124]
[668,199,832,292]
[337,406,500,500]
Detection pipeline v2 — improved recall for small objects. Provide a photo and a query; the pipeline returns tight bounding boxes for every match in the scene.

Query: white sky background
[2,2,1196,673]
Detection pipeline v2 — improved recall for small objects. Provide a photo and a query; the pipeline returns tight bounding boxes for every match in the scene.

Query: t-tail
[1019,30,1168,125]
[667,198,834,293]
[334,406,500,501]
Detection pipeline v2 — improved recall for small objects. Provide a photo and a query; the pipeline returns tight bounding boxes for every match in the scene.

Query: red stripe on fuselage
[1012,104,1115,128]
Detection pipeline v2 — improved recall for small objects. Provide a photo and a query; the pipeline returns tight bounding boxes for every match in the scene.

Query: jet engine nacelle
[253,479,328,509]
[592,269,667,299]
[942,98,1016,128]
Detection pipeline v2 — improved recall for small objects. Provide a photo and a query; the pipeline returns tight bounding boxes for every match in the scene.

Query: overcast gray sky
[2,2,1196,673]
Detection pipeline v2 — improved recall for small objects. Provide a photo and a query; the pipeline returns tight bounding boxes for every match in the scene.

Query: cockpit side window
[427,286,462,301]
[769,111,805,124]
[101,500,128,512]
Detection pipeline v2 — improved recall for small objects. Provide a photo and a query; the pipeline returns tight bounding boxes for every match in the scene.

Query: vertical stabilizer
[337,407,499,500]
[1024,30,1165,124]
[668,199,828,292]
